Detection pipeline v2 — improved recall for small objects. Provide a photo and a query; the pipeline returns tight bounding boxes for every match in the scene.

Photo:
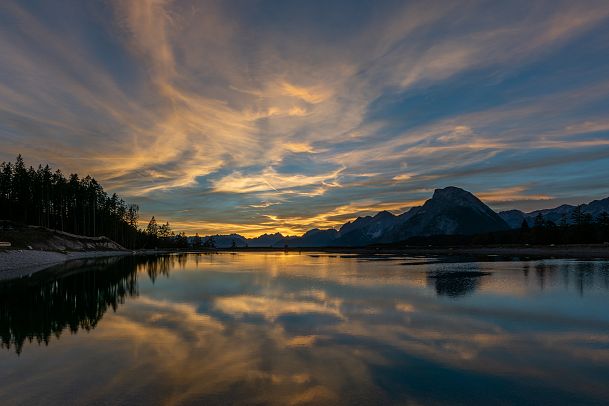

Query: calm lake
[1,253,609,405]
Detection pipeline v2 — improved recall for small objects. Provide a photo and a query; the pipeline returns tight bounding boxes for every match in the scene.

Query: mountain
[269,186,508,247]
[389,187,510,241]
[585,197,609,217]
[194,188,608,247]
[333,210,404,246]
[496,210,527,229]
[499,196,609,228]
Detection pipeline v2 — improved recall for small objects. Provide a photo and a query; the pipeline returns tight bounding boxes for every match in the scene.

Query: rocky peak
[431,186,480,206]
[373,210,395,220]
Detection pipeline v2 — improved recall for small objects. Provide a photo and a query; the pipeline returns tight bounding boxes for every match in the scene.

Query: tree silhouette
[203,236,216,248]
[193,233,202,249]
[0,155,183,249]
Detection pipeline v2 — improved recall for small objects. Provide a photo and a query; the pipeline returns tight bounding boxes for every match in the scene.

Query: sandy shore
[0,250,132,281]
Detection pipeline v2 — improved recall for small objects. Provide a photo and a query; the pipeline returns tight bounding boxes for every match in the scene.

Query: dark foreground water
[1,253,609,405]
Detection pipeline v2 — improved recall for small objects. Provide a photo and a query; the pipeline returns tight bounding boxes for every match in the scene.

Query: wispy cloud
[1,0,609,233]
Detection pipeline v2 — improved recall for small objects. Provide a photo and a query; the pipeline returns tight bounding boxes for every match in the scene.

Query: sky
[1,0,609,237]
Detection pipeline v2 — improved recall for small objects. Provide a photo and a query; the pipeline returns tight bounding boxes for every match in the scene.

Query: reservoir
[1,252,608,405]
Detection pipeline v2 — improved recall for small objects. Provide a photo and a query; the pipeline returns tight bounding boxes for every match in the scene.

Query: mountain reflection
[0,255,190,354]
[424,259,609,298]
[426,271,490,297]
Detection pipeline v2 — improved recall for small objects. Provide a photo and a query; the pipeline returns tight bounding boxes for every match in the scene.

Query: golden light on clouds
[477,186,553,203]
[280,81,333,104]
[1,0,609,235]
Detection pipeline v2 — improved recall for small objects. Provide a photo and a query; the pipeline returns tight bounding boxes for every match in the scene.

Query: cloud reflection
[2,254,609,404]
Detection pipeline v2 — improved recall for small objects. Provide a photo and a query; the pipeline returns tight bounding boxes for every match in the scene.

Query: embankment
[0,221,130,279]
[0,250,132,280]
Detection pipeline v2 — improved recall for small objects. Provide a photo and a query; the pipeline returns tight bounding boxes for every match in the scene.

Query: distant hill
[247,232,286,247]
[499,197,609,228]
[282,228,339,247]
[189,234,248,248]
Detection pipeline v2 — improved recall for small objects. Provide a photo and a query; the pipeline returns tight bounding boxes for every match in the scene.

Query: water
[1,252,609,405]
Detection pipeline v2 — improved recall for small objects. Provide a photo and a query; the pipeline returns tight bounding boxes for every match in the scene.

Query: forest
[0,155,187,249]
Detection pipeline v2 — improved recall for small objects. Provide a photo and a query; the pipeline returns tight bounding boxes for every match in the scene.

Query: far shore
[213,244,609,259]
[2,244,609,281]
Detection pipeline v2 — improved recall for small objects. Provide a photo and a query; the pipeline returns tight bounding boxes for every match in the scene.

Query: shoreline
[212,244,609,259]
[0,250,132,281]
[2,244,609,281]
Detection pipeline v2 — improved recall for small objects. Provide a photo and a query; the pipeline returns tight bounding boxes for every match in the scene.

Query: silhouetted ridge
[499,196,609,228]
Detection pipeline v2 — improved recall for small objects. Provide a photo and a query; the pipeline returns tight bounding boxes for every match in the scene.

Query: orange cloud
[477,186,553,203]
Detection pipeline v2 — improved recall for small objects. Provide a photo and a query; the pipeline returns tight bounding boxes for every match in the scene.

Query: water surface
[1,253,609,405]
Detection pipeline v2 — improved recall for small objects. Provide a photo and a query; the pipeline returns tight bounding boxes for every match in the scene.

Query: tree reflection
[0,255,183,354]
[534,263,558,290]
[136,255,172,282]
[528,261,609,295]
[573,261,598,296]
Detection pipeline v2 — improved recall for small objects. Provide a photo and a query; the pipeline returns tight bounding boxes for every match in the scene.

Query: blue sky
[1,0,609,236]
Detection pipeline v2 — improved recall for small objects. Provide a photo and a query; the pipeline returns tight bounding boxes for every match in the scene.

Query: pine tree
[146,216,159,237]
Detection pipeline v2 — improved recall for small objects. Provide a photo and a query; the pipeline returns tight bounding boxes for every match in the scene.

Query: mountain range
[498,197,609,228]
[197,187,609,248]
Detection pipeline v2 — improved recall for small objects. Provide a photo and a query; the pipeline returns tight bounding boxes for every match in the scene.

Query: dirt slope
[0,221,125,251]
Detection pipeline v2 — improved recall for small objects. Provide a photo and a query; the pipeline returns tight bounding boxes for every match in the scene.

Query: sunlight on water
[1,253,609,405]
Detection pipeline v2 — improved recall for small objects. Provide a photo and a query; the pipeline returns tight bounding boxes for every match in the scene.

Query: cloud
[214,295,343,321]
[1,0,609,233]
[477,186,553,203]
[211,167,343,195]
[283,142,316,154]
[392,173,416,182]
[279,81,333,104]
